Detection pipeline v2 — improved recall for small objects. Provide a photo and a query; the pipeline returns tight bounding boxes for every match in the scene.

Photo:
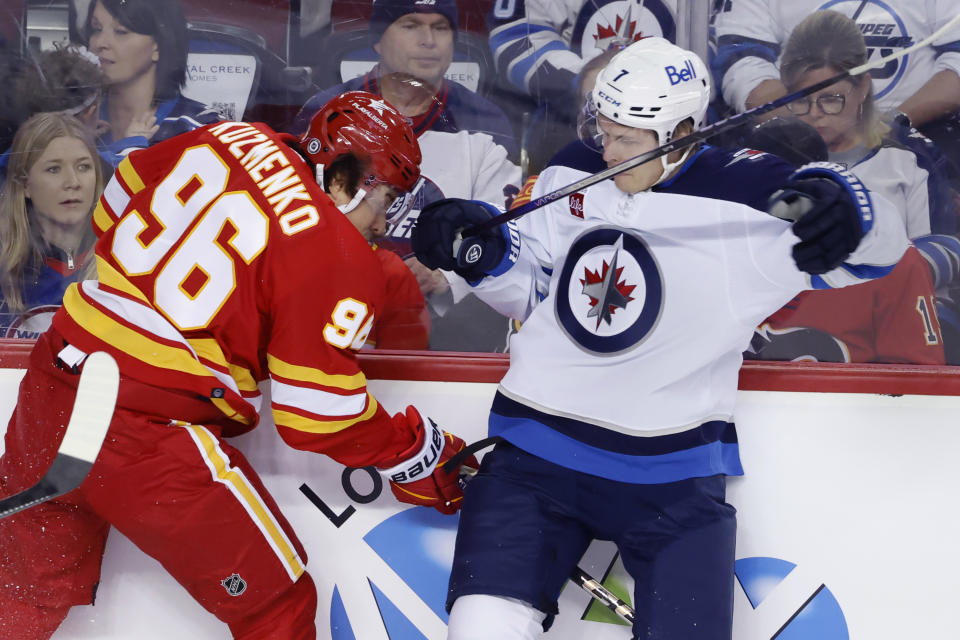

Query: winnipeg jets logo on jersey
[820,0,914,100]
[574,0,676,61]
[580,241,637,329]
[556,227,663,355]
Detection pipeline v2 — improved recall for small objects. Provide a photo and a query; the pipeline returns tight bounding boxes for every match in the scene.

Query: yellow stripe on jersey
[96,257,151,305]
[184,424,304,581]
[93,202,114,234]
[267,353,367,391]
[273,394,379,434]
[62,286,240,420]
[117,156,146,193]
[189,338,259,393]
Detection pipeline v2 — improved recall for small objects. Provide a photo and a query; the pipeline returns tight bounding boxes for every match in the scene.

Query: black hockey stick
[0,352,119,519]
[462,11,960,238]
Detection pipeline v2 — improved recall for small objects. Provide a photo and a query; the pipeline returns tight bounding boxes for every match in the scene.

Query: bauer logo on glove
[376,408,479,514]
[381,418,445,483]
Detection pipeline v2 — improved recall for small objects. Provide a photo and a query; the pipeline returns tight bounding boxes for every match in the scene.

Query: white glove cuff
[378,418,444,483]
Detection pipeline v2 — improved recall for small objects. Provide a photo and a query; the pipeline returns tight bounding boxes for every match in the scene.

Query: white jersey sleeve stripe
[270,378,368,418]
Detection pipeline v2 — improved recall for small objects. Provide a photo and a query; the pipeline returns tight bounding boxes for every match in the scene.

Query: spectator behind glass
[0,112,103,339]
[0,46,110,190]
[320,135,430,350]
[19,46,105,131]
[712,1,960,182]
[294,0,521,352]
[742,117,945,365]
[510,46,621,210]
[778,9,960,361]
[84,0,220,166]
[487,0,677,106]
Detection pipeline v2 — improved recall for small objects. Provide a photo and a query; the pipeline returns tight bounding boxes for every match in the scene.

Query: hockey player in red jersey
[0,91,476,640]
[313,98,431,349]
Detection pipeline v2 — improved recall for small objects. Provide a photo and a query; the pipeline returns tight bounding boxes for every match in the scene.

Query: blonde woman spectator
[0,112,103,338]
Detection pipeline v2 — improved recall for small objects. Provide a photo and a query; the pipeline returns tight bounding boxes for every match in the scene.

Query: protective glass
[363,177,422,223]
[786,93,847,116]
[584,117,653,153]
[577,99,603,150]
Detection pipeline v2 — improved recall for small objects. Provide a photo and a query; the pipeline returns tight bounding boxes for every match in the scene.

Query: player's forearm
[898,70,960,127]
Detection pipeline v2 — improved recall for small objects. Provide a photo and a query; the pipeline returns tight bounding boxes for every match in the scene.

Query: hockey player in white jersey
[410,38,908,639]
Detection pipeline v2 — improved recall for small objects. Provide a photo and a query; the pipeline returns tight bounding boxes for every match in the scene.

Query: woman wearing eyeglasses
[780,10,955,245]
[777,10,960,362]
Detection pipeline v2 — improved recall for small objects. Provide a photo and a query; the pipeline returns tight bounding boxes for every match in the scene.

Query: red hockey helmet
[300,91,422,195]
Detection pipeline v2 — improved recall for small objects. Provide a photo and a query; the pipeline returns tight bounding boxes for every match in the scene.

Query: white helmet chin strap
[654,146,694,186]
[337,188,368,214]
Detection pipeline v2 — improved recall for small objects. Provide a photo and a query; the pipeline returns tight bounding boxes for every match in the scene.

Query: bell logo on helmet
[664,59,697,85]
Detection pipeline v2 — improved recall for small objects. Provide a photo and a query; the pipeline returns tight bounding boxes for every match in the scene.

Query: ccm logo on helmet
[598,90,622,107]
[665,59,698,86]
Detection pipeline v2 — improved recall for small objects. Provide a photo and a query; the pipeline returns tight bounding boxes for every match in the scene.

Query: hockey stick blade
[0,352,119,519]
[464,11,960,237]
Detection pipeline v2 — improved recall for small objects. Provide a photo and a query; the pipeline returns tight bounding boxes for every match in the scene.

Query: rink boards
[0,346,958,639]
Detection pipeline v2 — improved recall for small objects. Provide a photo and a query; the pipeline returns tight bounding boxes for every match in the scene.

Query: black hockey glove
[767,162,870,275]
[411,198,520,282]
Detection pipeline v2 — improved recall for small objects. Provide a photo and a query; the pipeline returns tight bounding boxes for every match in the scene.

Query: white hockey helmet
[592,37,710,145]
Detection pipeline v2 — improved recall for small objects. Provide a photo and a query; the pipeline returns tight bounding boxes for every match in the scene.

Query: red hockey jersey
[755,247,945,364]
[368,247,430,350]
[54,121,417,466]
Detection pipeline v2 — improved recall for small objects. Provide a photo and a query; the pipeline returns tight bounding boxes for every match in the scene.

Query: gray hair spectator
[712,0,960,183]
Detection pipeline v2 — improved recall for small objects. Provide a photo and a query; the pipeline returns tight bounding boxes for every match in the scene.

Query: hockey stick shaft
[0,352,119,519]
[464,11,960,236]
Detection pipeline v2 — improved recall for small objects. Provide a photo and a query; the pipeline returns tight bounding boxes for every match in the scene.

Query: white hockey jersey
[489,0,677,98]
[713,0,960,113]
[470,164,908,483]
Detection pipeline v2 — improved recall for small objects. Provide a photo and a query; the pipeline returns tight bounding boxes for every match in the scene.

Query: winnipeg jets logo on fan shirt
[576,0,675,60]
[820,0,914,100]
[556,227,663,355]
